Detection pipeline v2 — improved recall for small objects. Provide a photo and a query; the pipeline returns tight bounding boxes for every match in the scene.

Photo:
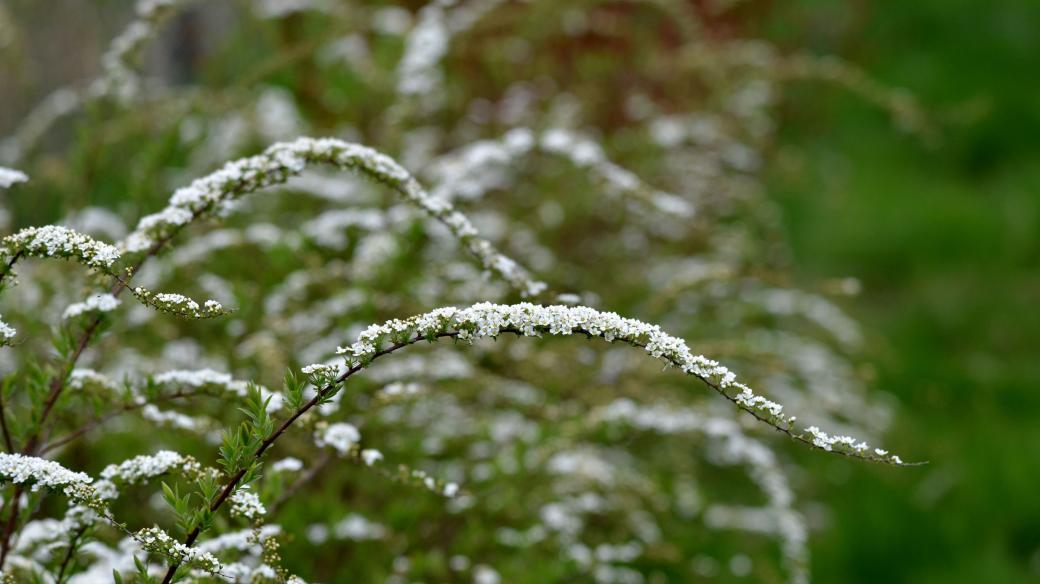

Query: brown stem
[0,252,23,291]
[55,525,87,583]
[0,386,15,453]
[0,485,24,566]
[269,452,332,516]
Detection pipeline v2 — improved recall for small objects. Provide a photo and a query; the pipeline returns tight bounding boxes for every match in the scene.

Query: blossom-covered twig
[122,137,548,297]
[156,302,910,582]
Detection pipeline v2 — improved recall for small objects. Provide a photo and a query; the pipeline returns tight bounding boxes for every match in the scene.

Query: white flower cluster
[314,422,361,456]
[229,488,267,522]
[122,137,545,296]
[361,449,383,466]
[306,513,387,544]
[0,453,96,503]
[0,314,15,345]
[595,399,807,582]
[141,404,205,432]
[63,293,121,320]
[131,287,229,319]
[805,426,902,464]
[539,128,694,218]
[96,450,202,501]
[271,457,304,473]
[427,127,691,220]
[0,166,28,189]
[152,369,283,412]
[136,526,224,574]
[396,0,449,96]
[323,303,902,464]
[196,525,280,555]
[301,362,339,386]
[68,368,119,391]
[1,225,121,271]
[379,381,424,400]
[394,0,505,103]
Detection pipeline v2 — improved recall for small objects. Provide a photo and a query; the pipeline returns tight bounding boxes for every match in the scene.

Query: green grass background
[766,1,1040,581]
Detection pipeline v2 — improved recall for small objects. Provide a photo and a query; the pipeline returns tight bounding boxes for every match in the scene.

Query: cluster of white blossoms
[130,287,229,319]
[307,513,387,544]
[361,448,384,466]
[141,404,206,432]
[425,126,692,220]
[394,0,505,105]
[323,303,904,465]
[121,137,546,296]
[594,399,808,583]
[396,0,449,97]
[300,362,339,386]
[314,422,361,456]
[0,166,28,189]
[0,314,15,345]
[135,526,224,575]
[271,457,304,473]
[63,293,121,320]
[0,453,96,503]
[806,426,902,464]
[95,450,205,501]
[151,368,284,412]
[196,525,281,555]
[230,488,267,522]
[1,225,121,272]
[539,128,695,218]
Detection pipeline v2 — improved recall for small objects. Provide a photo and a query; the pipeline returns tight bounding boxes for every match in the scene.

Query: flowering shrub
[0,1,925,582]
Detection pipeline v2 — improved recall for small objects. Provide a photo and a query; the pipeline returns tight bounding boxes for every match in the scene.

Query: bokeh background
[1,1,1038,582]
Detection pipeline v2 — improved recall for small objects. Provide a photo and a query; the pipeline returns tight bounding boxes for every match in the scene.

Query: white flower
[473,565,501,584]
[63,293,121,319]
[0,167,28,188]
[0,453,95,503]
[0,314,15,344]
[315,423,361,455]
[272,457,304,473]
[229,488,267,521]
[360,449,383,466]
[2,225,120,269]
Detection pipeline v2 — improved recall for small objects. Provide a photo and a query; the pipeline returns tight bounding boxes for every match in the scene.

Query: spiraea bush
[0,1,926,582]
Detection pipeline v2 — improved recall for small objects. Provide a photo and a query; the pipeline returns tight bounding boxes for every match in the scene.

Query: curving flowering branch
[427,127,694,218]
[324,303,908,464]
[155,302,910,582]
[122,137,548,297]
[0,225,121,280]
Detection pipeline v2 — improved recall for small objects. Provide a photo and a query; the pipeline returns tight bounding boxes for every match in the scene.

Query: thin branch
[268,451,332,516]
[39,389,203,455]
[0,385,14,453]
[55,525,88,583]
[159,332,460,583]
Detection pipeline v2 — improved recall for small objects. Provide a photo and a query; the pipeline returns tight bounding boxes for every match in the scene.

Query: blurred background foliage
[0,0,1038,582]
[765,1,1040,582]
